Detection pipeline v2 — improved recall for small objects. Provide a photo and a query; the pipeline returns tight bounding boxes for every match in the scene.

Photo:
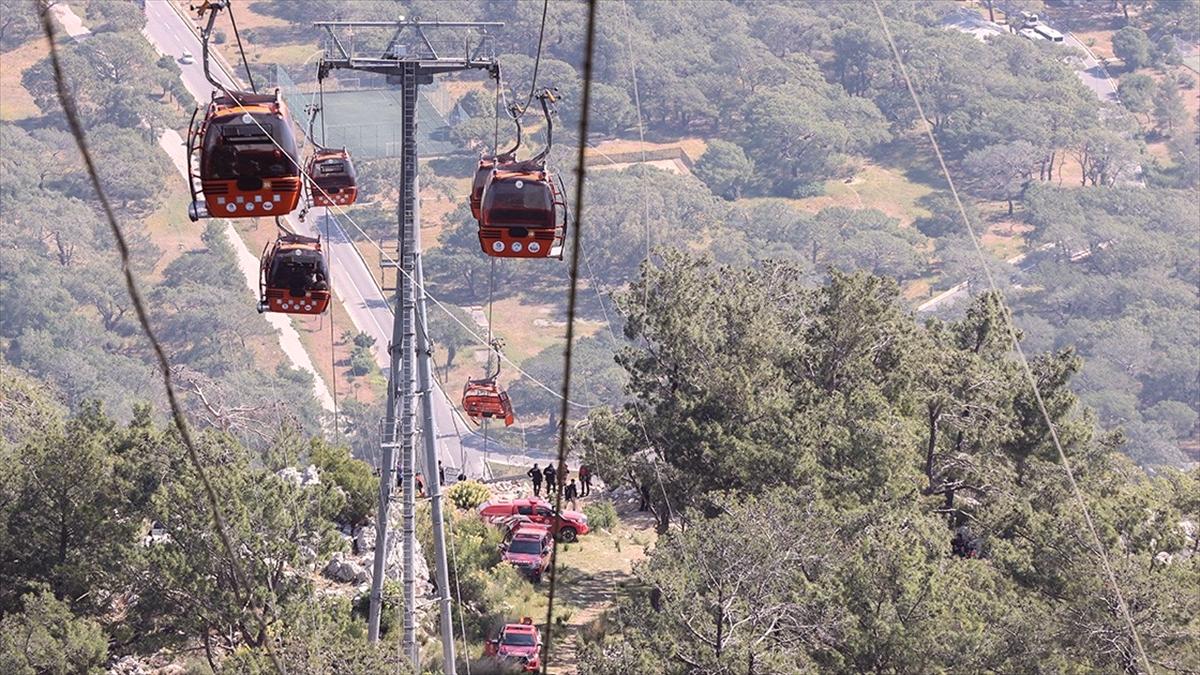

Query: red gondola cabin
[478,161,565,259]
[463,378,515,426]
[470,156,497,221]
[188,89,302,221]
[307,147,358,207]
[258,233,330,315]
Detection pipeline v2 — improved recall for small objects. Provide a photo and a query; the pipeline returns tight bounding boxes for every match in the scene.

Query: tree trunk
[714,588,724,659]
[204,629,218,673]
[924,404,940,493]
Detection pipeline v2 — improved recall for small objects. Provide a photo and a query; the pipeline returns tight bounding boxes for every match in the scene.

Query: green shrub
[309,439,375,526]
[349,346,376,376]
[447,480,491,510]
[583,500,619,531]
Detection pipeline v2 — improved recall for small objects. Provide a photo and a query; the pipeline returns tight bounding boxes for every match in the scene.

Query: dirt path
[546,505,658,674]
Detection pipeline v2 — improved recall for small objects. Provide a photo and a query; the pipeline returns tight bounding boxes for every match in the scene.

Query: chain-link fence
[275,64,458,160]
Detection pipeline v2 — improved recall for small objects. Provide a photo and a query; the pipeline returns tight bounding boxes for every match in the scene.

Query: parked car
[484,617,541,672]
[477,497,590,542]
[179,50,195,64]
[501,524,552,582]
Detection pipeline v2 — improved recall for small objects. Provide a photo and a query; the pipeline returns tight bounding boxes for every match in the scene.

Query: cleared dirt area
[0,38,47,121]
[588,136,707,163]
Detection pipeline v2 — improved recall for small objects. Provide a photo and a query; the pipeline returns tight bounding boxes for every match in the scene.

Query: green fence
[275,65,457,160]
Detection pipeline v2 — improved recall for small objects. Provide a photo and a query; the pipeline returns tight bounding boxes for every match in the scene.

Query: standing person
[578,464,591,497]
[528,463,543,497]
[564,479,579,511]
[543,464,557,495]
[438,461,446,486]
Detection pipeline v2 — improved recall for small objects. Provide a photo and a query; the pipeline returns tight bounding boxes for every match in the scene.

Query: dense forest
[1,0,1197,673]
[408,0,1200,467]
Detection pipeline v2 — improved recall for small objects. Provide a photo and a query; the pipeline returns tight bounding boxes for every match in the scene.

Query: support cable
[870,3,1152,673]
[617,0,651,311]
[541,1,598,672]
[227,1,257,93]
[38,9,285,675]
[513,0,550,117]
[579,255,675,525]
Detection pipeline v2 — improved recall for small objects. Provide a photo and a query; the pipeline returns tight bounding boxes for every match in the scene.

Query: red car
[484,618,542,672]
[477,498,590,542]
[502,524,553,582]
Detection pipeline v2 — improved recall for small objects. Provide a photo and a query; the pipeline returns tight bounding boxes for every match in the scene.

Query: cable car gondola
[185,2,301,221]
[462,379,516,426]
[462,340,515,426]
[471,101,521,220]
[476,90,566,259]
[187,90,302,221]
[307,146,358,207]
[257,231,330,315]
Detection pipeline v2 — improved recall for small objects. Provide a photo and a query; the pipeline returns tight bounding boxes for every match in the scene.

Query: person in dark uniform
[543,464,557,494]
[438,461,446,486]
[528,463,543,497]
[564,479,579,510]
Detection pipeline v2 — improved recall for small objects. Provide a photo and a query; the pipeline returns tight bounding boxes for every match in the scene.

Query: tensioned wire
[870,2,1152,672]
[38,8,287,675]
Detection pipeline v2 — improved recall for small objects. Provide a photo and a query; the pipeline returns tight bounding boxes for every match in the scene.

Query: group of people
[527,463,593,509]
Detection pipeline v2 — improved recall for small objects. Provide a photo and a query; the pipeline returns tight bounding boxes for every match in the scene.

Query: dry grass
[141,179,203,281]
[0,39,48,121]
[903,278,934,301]
[543,500,658,674]
[745,163,934,227]
[290,291,381,406]
[587,136,707,162]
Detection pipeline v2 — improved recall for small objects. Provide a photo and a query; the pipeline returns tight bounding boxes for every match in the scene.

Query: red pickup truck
[477,498,590,542]
[501,524,553,582]
[484,617,542,672]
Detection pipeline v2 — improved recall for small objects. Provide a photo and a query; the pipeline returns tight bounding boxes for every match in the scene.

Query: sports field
[277,66,455,159]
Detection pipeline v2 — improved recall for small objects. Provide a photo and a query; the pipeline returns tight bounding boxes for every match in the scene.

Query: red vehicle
[257,233,330,315]
[306,147,358,207]
[484,618,542,672]
[501,524,552,582]
[478,498,589,542]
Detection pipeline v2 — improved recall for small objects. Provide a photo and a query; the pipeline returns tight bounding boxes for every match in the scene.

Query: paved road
[140,1,546,477]
[1065,33,1119,103]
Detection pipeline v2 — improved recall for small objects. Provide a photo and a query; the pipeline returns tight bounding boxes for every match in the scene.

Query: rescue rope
[870,2,1152,672]
[38,9,286,675]
[541,1,598,672]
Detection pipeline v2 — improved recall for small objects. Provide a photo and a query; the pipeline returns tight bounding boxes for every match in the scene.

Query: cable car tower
[313,17,501,674]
